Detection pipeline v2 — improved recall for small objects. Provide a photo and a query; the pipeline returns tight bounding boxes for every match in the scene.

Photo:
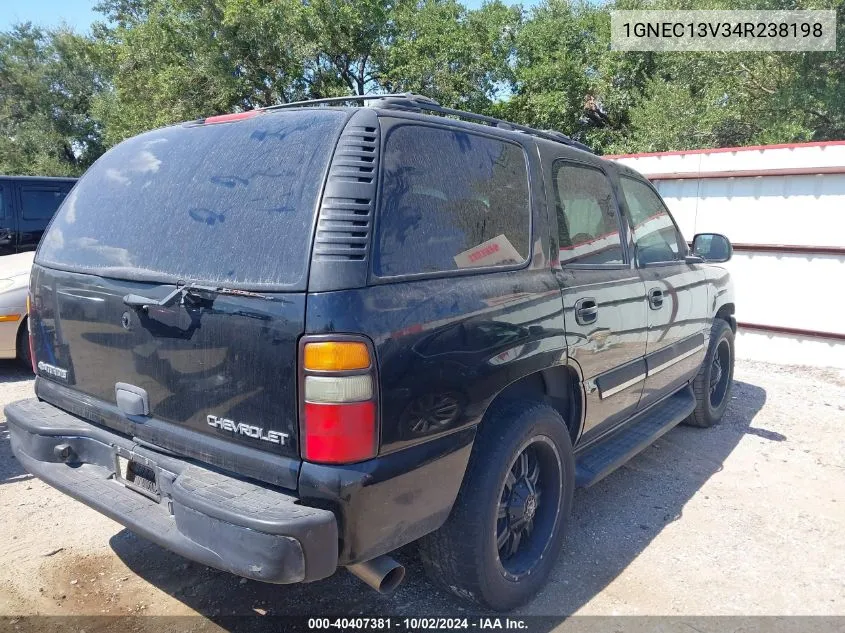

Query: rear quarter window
[374,124,530,278]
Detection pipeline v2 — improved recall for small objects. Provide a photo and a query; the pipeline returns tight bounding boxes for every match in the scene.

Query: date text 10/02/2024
[307,618,529,630]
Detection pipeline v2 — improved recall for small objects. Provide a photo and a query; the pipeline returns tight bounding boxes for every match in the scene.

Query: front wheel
[418,400,574,610]
[684,319,735,428]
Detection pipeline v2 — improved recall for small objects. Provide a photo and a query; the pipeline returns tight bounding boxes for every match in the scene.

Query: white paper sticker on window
[454,234,523,269]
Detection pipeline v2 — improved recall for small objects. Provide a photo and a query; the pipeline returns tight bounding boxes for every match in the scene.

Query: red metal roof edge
[605,139,845,160]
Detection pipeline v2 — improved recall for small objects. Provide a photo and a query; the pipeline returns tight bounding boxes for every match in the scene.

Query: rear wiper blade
[123,282,274,310]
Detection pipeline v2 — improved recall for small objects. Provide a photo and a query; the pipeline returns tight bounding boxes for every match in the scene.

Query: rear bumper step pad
[5,398,338,584]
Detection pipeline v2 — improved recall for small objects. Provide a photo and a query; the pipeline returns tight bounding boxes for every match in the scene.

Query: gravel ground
[1,358,843,624]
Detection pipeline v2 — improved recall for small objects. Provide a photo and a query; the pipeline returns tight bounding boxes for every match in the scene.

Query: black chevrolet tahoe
[6,94,736,610]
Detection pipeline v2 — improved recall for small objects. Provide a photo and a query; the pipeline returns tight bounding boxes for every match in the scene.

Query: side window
[553,162,624,265]
[20,187,68,223]
[374,125,530,277]
[619,176,685,266]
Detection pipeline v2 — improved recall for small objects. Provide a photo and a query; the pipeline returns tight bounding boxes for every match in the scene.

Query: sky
[1,0,100,32]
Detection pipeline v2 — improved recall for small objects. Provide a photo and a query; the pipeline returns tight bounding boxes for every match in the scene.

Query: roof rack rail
[259,92,593,153]
[260,93,436,111]
[540,130,593,153]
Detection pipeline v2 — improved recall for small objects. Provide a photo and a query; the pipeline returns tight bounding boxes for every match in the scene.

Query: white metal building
[610,141,845,369]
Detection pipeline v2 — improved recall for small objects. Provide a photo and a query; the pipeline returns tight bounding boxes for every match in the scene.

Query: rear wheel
[16,318,32,372]
[418,400,574,610]
[684,319,734,428]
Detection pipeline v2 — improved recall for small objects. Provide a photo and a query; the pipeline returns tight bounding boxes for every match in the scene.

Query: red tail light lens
[26,293,36,374]
[300,337,378,464]
[303,402,376,464]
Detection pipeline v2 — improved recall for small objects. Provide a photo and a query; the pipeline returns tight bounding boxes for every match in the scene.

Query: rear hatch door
[30,109,349,473]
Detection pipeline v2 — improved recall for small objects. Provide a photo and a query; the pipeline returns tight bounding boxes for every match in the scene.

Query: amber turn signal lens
[303,341,370,371]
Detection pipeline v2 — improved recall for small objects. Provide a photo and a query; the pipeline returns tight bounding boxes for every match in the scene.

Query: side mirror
[692,233,733,263]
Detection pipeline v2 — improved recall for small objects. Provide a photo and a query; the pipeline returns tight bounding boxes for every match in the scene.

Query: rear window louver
[313,122,380,262]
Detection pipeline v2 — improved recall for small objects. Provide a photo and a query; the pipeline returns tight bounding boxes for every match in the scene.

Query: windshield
[36,109,347,290]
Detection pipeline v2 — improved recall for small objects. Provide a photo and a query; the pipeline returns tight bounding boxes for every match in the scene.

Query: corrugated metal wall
[611,141,845,369]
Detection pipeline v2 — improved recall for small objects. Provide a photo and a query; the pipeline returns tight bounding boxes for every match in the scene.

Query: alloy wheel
[495,436,563,579]
[709,338,731,408]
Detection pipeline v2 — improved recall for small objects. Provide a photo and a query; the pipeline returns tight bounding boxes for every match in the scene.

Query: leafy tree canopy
[0,24,106,175]
[0,0,842,174]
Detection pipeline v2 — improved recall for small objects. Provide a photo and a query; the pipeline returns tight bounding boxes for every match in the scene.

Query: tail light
[300,338,378,464]
[26,293,36,374]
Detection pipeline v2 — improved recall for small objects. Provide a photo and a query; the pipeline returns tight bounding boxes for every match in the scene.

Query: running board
[574,385,696,488]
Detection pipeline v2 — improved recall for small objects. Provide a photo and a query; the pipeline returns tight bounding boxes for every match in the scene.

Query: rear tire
[418,399,574,610]
[16,318,32,372]
[684,319,734,428]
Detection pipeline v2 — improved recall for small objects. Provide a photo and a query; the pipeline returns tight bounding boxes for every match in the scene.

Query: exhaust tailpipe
[346,555,405,593]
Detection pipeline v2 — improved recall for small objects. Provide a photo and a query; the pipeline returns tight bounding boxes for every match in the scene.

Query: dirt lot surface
[1,358,844,625]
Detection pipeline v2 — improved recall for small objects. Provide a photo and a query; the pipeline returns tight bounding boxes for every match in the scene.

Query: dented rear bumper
[5,398,338,584]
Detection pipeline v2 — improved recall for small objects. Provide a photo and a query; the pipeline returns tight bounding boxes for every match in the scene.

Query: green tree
[605,0,845,153]
[504,0,844,154]
[501,0,649,152]
[92,0,522,142]
[381,0,520,111]
[0,24,107,176]
[301,0,408,97]
[92,0,312,144]
[4,0,844,174]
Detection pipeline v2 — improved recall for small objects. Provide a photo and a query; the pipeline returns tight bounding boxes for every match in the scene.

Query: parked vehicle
[0,251,35,366]
[6,94,736,610]
[0,176,76,256]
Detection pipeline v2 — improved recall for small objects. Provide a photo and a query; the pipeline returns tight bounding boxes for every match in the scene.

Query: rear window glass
[36,110,347,290]
[374,124,530,277]
[21,188,68,221]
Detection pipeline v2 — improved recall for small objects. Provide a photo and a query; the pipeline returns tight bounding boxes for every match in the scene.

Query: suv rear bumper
[5,398,338,584]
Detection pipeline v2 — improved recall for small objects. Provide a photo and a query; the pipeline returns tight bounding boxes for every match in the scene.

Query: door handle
[648,287,664,310]
[575,297,598,325]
